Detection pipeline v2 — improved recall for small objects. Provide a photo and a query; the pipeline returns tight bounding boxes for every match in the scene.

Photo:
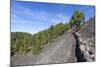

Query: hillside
[11,33,76,66]
[11,9,95,66]
[11,23,69,56]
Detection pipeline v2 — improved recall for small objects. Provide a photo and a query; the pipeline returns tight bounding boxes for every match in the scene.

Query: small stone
[79,38,83,42]
[83,40,87,44]
[86,45,90,51]
[91,54,95,58]
[80,45,85,51]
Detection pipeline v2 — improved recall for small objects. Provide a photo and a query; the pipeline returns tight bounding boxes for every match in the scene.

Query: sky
[11,0,95,34]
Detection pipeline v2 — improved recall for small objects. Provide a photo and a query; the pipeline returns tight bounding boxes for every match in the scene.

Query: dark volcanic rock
[76,17,95,62]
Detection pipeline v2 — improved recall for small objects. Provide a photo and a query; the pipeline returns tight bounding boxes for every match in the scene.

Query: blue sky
[11,0,95,34]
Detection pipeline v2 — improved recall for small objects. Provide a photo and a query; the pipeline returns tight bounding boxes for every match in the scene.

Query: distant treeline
[11,10,86,56]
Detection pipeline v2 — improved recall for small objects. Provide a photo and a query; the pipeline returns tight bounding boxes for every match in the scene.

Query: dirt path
[11,33,76,66]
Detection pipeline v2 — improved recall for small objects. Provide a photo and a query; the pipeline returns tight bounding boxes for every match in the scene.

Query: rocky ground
[11,33,77,66]
[75,17,95,62]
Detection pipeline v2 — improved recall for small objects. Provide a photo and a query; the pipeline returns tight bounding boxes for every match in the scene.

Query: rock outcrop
[75,17,95,62]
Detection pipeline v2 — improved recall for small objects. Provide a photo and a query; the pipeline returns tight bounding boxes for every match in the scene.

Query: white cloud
[50,13,70,25]
[12,5,69,24]
[11,5,51,24]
